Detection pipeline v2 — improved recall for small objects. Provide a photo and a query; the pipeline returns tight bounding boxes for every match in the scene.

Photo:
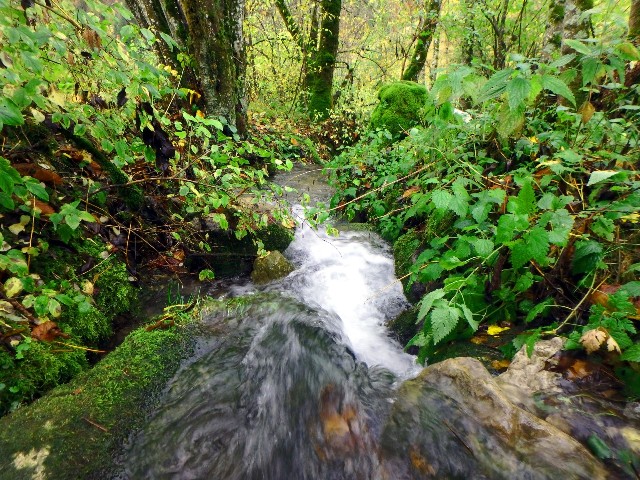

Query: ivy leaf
[541,75,576,106]
[431,305,460,344]
[417,288,446,323]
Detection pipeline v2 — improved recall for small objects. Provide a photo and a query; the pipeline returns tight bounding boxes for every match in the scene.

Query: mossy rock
[185,222,295,278]
[1,239,139,415]
[393,229,424,303]
[251,250,294,284]
[370,81,430,136]
[387,305,421,350]
[0,316,198,480]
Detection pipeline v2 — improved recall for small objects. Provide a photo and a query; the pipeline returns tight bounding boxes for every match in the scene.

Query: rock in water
[251,250,294,284]
[380,357,607,480]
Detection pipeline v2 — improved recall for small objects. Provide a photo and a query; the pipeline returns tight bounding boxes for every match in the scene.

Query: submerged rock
[380,357,608,479]
[251,250,294,284]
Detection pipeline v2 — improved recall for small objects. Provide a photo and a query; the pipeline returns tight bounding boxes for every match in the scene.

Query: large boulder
[380,357,608,479]
[370,81,430,136]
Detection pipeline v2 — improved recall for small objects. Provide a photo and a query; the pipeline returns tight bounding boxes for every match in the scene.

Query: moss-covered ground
[0,316,198,480]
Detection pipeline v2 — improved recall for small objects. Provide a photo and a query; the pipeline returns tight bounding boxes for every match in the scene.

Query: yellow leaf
[82,280,94,296]
[580,327,608,354]
[606,335,621,354]
[4,277,23,298]
[579,101,596,123]
[487,325,510,336]
[9,223,25,235]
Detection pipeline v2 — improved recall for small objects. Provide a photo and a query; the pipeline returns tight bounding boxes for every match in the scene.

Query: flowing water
[118,166,420,479]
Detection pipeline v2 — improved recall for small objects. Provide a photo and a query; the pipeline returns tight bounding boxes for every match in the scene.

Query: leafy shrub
[325,49,640,380]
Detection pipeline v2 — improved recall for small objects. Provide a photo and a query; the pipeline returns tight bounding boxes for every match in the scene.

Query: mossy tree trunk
[125,0,247,136]
[541,0,593,59]
[401,0,442,82]
[275,0,342,120]
[631,0,640,45]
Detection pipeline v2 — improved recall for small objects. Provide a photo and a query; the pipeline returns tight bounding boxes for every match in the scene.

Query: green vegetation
[370,82,431,136]
[324,45,640,393]
[0,309,198,480]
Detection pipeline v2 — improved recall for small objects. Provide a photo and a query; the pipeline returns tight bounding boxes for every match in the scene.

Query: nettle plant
[327,48,640,371]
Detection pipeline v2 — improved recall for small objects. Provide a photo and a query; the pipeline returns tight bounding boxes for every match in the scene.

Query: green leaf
[620,344,640,362]
[497,103,524,138]
[496,214,529,243]
[546,209,574,246]
[586,435,613,460]
[461,304,479,331]
[472,238,494,257]
[431,190,453,210]
[572,240,604,274]
[476,68,514,103]
[25,180,48,201]
[417,288,446,322]
[581,57,599,86]
[198,269,215,281]
[563,39,592,55]
[587,170,619,186]
[507,77,530,110]
[48,298,61,318]
[34,295,50,317]
[0,98,25,127]
[431,305,460,344]
[525,298,553,323]
[541,75,576,106]
[507,181,536,215]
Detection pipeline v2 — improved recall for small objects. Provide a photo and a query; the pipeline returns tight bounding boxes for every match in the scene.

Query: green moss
[0,320,196,480]
[1,239,139,414]
[0,341,88,417]
[393,229,423,299]
[370,81,430,136]
[387,305,420,346]
[550,4,565,23]
[259,222,295,252]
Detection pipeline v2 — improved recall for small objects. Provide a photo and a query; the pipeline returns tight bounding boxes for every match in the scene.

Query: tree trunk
[402,0,442,82]
[541,0,593,59]
[275,0,342,120]
[125,0,247,136]
[306,0,341,118]
[631,0,640,45]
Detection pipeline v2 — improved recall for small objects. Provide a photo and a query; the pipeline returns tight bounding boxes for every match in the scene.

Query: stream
[117,167,420,479]
[115,167,629,480]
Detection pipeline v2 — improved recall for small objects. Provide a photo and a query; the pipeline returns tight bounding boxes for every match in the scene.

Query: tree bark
[124,0,247,136]
[275,0,342,120]
[402,0,442,82]
[630,0,640,45]
[541,0,593,59]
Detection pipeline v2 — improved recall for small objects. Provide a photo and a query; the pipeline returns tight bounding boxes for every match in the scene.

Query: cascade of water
[118,167,419,479]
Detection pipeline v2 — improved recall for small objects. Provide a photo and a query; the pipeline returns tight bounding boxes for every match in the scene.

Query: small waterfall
[118,166,419,479]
